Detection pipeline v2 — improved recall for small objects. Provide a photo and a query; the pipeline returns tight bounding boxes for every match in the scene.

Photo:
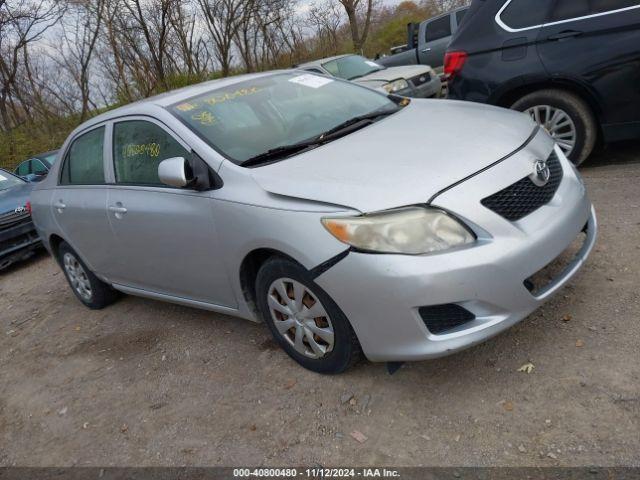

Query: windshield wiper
[241,108,398,167]
[241,140,323,167]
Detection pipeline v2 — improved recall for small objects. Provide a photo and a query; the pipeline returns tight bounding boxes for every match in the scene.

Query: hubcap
[63,252,92,301]
[267,278,334,359]
[526,105,577,157]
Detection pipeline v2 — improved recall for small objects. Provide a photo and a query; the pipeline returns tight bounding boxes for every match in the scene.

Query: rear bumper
[315,144,596,362]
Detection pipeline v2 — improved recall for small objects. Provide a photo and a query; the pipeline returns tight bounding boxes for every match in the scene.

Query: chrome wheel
[267,278,334,359]
[526,105,577,157]
[63,252,92,301]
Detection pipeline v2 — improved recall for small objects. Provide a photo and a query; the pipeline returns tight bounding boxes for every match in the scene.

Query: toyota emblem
[14,205,27,214]
[530,160,551,187]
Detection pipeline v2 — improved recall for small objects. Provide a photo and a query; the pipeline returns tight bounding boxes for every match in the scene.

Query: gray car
[30,71,596,373]
[298,54,442,98]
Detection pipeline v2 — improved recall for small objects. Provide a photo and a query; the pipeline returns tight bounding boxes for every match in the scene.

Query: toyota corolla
[30,71,596,373]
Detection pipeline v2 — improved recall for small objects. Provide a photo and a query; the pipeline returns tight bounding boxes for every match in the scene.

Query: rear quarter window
[499,0,553,29]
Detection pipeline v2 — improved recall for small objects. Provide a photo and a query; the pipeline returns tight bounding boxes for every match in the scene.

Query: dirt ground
[1,142,639,468]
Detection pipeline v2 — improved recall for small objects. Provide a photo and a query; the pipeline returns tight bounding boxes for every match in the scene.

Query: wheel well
[239,248,302,318]
[496,80,601,122]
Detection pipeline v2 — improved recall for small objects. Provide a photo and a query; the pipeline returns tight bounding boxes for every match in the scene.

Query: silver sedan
[30,71,596,373]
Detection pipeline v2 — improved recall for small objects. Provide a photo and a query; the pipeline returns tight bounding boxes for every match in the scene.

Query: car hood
[250,99,537,213]
[0,182,32,216]
[355,64,433,84]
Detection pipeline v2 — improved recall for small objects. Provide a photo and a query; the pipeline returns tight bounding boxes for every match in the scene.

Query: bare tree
[306,0,344,56]
[0,0,64,131]
[338,0,374,53]
[198,0,248,76]
[52,0,104,121]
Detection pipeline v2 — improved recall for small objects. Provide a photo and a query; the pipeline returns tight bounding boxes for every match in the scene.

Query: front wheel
[255,257,361,374]
[511,89,597,166]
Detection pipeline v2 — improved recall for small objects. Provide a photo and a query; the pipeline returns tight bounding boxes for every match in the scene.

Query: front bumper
[399,76,442,99]
[315,144,596,362]
[0,219,41,269]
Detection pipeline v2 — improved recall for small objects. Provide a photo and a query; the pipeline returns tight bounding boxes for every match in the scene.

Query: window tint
[501,0,553,28]
[60,127,105,185]
[15,161,30,176]
[113,120,188,185]
[456,8,467,26]
[552,0,639,20]
[591,0,640,12]
[32,159,48,175]
[425,15,452,42]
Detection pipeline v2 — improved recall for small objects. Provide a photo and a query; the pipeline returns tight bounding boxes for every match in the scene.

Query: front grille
[481,151,563,221]
[419,304,475,335]
[410,72,432,86]
[0,211,30,228]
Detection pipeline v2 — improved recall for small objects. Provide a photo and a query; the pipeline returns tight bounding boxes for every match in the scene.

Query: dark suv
[445,0,640,165]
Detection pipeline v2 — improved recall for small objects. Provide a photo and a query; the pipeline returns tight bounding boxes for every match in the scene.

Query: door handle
[421,47,432,52]
[547,30,582,41]
[108,203,128,220]
[54,201,66,211]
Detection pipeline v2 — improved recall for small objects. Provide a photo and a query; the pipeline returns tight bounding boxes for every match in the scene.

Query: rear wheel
[58,242,119,309]
[255,257,361,374]
[511,89,597,166]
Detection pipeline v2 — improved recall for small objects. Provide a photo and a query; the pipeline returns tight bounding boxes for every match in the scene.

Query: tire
[511,89,597,166]
[255,257,361,374]
[57,242,120,309]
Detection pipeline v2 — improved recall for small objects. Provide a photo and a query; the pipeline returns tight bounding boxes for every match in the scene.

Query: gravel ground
[1,141,639,467]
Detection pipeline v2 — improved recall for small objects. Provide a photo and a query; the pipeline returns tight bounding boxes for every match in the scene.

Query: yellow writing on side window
[191,111,216,126]
[122,143,161,158]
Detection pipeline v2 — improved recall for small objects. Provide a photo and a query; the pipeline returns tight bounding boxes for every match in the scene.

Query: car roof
[297,54,354,69]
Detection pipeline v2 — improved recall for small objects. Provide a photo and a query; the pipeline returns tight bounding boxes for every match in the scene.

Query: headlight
[382,78,409,93]
[321,207,475,254]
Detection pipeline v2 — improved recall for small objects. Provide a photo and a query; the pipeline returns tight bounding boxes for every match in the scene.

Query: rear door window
[60,127,105,185]
[425,15,452,42]
[551,0,639,20]
[113,120,189,186]
[500,0,553,29]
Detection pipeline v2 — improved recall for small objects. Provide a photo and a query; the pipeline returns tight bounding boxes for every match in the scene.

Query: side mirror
[158,157,191,188]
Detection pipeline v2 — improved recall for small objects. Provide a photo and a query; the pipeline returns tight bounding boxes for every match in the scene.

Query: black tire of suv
[511,89,597,166]
[255,257,362,374]
[57,241,120,309]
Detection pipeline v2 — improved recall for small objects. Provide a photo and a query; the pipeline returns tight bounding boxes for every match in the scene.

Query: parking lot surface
[1,142,639,467]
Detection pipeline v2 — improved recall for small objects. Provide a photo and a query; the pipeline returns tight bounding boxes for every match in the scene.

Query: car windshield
[169,72,399,164]
[322,55,384,80]
[0,170,25,190]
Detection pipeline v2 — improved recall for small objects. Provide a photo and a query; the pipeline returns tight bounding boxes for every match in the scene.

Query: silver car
[297,54,442,99]
[31,71,597,373]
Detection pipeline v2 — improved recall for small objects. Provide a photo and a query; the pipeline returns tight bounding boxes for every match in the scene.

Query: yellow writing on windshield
[122,143,161,158]
[203,87,262,107]
[191,111,216,126]
[176,102,199,112]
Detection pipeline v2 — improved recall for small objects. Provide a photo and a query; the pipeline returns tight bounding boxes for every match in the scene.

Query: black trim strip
[427,126,540,204]
[310,249,350,278]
